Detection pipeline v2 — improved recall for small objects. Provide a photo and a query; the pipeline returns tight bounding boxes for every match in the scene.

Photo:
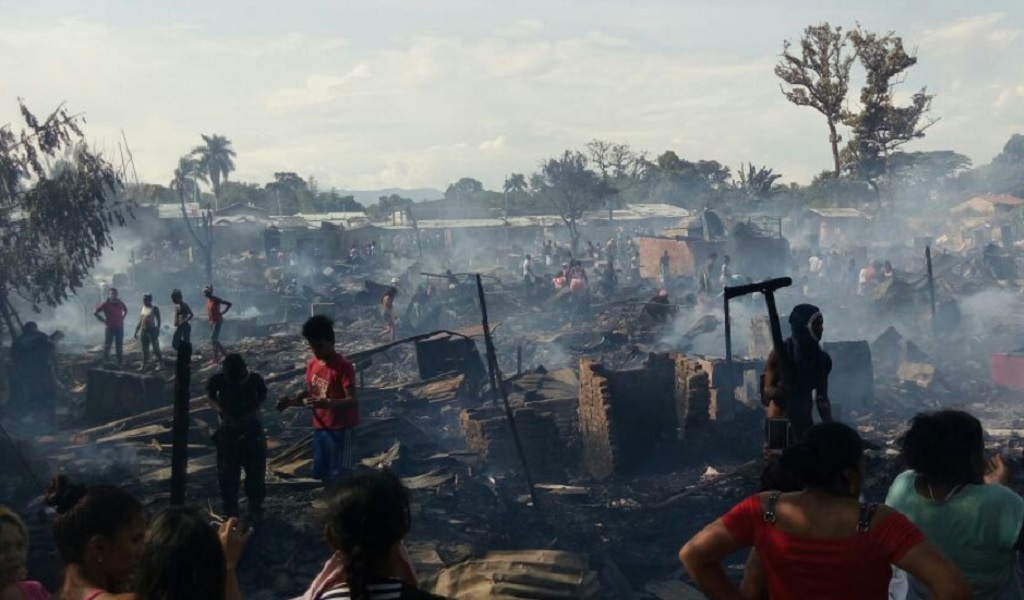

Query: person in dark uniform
[207,353,268,520]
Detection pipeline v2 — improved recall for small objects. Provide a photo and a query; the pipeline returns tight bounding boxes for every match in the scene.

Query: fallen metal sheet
[401,468,454,490]
[432,550,599,599]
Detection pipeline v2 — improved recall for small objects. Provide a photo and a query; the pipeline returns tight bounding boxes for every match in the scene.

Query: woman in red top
[680,422,970,600]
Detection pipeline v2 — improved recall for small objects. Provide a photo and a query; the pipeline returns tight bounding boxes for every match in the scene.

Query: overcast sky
[2,1,1022,192]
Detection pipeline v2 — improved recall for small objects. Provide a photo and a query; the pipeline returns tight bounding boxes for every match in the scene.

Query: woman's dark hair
[44,476,143,564]
[326,470,411,600]
[899,410,985,485]
[780,422,863,491]
[134,506,225,600]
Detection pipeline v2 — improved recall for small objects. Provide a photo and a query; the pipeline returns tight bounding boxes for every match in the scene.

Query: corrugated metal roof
[807,208,868,219]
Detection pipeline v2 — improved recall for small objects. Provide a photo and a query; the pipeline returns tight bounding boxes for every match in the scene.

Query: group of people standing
[92,286,232,368]
[678,301,1023,599]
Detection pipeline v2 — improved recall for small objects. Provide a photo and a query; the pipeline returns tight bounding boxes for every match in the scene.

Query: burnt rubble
[3,213,1024,599]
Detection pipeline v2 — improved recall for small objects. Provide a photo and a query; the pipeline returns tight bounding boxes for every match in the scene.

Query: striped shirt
[320,580,403,600]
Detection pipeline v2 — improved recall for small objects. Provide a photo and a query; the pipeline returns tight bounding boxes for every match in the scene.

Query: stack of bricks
[522,394,580,452]
[677,358,711,431]
[577,359,618,480]
[459,405,566,478]
[578,353,690,479]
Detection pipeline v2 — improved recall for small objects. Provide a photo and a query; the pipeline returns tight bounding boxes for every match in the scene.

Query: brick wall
[578,359,618,480]
[459,405,567,479]
[578,353,693,479]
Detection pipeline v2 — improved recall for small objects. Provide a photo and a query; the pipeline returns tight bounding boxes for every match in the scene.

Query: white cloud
[2,8,1023,190]
[478,135,507,151]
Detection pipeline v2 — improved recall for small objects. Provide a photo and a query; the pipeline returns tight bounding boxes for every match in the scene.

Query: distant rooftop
[807,208,868,219]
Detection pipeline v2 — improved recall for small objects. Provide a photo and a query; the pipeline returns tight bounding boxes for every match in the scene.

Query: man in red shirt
[203,285,233,364]
[93,287,128,365]
[277,315,359,483]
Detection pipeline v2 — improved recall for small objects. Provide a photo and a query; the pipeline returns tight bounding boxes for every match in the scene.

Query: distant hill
[338,188,443,204]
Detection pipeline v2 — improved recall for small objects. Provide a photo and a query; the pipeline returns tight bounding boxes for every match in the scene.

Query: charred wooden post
[476,274,539,510]
[170,340,192,505]
[926,246,936,319]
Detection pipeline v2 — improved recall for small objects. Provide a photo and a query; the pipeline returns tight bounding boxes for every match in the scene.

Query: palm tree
[504,173,528,195]
[169,156,208,201]
[192,134,236,200]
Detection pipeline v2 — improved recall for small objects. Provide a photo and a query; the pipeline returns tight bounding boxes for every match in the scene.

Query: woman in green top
[886,410,1024,600]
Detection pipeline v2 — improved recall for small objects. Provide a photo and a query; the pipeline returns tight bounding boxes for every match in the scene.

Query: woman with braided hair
[297,470,445,600]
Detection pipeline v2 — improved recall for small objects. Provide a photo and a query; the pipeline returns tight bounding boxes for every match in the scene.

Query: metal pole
[926,246,936,318]
[476,276,499,399]
[476,275,539,510]
[170,340,192,505]
[517,345,523,376]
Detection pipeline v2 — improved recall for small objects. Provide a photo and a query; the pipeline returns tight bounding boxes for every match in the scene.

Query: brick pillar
[577,359,618,480]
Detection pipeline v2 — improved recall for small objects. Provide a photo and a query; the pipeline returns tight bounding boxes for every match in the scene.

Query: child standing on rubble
[171,289,193,352]
[277,315,360,484]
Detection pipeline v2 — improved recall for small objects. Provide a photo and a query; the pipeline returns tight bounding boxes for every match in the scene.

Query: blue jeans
[313,429,355,483]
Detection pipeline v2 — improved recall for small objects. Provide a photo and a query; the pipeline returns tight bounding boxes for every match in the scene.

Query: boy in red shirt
[277,315,359,483]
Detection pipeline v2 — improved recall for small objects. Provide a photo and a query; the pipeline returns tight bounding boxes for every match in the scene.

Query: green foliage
[192,134,236,198]
[841,27,935,199]
[366,193,413,220]
[0,102,128,307]
[444,177,484,201]
[737,163,783,200]
[636,151,731,208]
[531,150,612,250]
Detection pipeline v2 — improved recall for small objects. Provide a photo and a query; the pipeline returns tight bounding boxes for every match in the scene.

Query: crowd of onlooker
[681,410,1024,599]
[0,470,445,600]
[4,409,1022,599]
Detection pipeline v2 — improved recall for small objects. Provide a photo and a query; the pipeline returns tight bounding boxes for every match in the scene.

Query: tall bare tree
[775,23,855,178]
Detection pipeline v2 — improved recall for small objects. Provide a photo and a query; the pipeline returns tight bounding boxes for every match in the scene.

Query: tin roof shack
[379,216,562,263]
[950,195,1022,250]
[805,208,871,248]
[638,236,723,280]
[641,217,788,281]
[584,204,691,239]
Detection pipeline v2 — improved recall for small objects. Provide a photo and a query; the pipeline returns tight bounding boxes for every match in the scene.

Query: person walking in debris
[207,353,268,520]
[203,285,233,365]
[698,254,718,296]
[171,289,194,351]
[93,288,128,365]
[680,423,971,600]
[719,255,732,288]
[522,254,535,286]
[381,283,398,342]
[643,290,673,324]
[659,251,671,287]
[543,240,554,267]
[277,315,360,484]
[133,294,162,370]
